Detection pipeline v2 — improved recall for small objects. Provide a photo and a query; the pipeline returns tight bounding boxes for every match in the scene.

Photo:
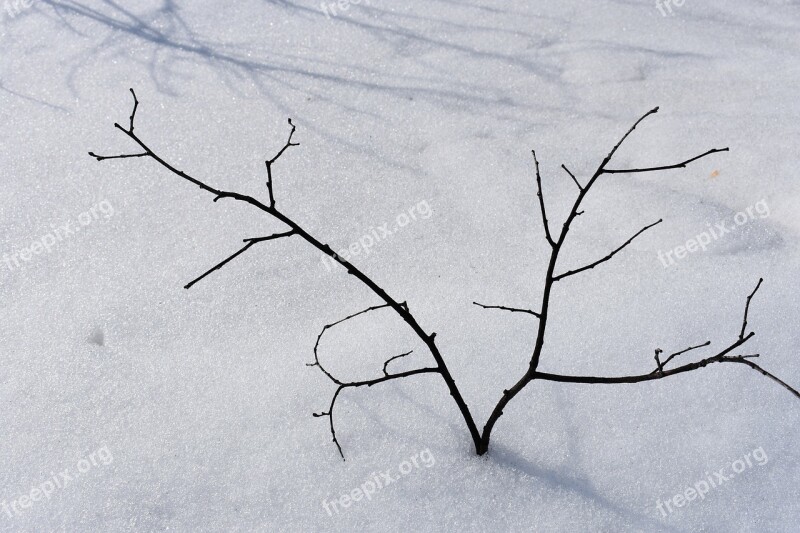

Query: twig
[533,281,799,400]
[553,219,662,281]
[656,340,711,371]
[654,349,664,376]
[533,150,555,248]
[384,351,413,376]
[473,302,540,318]
[88,151,149,161]
[127,88,139,132]
[561,164,582,190]
[307,306,436,459]
[604,148,730,175]
[183,230,295,289]
[740,278,763,340]
[534,333,753,385]
[265,118,298,209]
[312,367,440,460]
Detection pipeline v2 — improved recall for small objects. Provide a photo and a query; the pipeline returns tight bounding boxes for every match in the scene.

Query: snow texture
[1,1,799,531]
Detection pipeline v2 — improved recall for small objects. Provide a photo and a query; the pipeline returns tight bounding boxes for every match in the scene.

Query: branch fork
[90,92,799,461]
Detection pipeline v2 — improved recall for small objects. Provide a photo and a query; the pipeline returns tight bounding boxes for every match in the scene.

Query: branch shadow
[11,0,576,167]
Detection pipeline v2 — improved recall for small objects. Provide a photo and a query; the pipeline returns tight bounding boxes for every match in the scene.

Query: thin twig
[184,230,295,289]
[384,351,413,376]
[312,367,440,460]
[532,150,555,248]
[657,340,711,371]
[473,302,540,318]
[561,164,582,190]
[740,278,763,340]
[88,151,149,161]
[603,148,730,175]
[654,349,664,376]
[127,88,139,132]
[553,219,662,281]
[307,305,436,459]
[266,118,299,209]
[533,333,753,385]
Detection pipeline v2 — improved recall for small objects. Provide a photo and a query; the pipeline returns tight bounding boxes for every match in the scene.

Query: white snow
[1,1,799,531]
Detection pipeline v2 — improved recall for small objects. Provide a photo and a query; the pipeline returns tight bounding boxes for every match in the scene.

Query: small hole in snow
[89,328,105,347]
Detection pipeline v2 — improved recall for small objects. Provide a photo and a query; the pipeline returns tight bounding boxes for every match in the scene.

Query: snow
[1,1,799,531]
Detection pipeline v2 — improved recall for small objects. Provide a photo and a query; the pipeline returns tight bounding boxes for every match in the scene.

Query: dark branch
[534,333,753,385]
[88,151,149,161]
[656,340,711,371]
[478,107,789,454]
[91,93,800,461]
[561,164,582,190]
[308,306,438,459]
[127,88,139,132]
[534,353,800,400]
[244,231,296,244]
[473,301,541,318]
[600,107,660,168]
[740,278,763,340]
[265,118,299,208]
[603,148,729,175]
[733,358,800,399]
[532,150,555,248]
[533,278,799,399]
[384,351,413,376]
[312,367,440,460]
[553,219,662,281]
[184,230,295,289]
[90,90,482,455]
[654,349,664,376]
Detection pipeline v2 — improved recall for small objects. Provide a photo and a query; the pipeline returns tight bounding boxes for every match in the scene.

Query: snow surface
[1,1,799,531]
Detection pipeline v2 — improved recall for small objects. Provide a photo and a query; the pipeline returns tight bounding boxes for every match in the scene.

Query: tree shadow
[3,0,575,167]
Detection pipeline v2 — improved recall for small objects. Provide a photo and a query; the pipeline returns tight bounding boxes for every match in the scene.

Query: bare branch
[733,358,800,400]
[312,367,440,460]
[741,278,763,340]
[603,148,729,175]
[266,118,299,208]
[127,88,139,132]
[600,106,660,169]
[656,340,711,371]
[307,306,437,459]
[654,348,664,376]
[91,93,799,462]
[88,151,149,161]
[184,230,295,289]
[480,108,771,454]
[533,332,753,385]
[533,279,798,400]
[90,91,482,454]
[561,164,582,190]
[533,352,800,400]
[473,301,540,318]
[532,150,556,248]
[553,219,662,281]
[384,351,413,376]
